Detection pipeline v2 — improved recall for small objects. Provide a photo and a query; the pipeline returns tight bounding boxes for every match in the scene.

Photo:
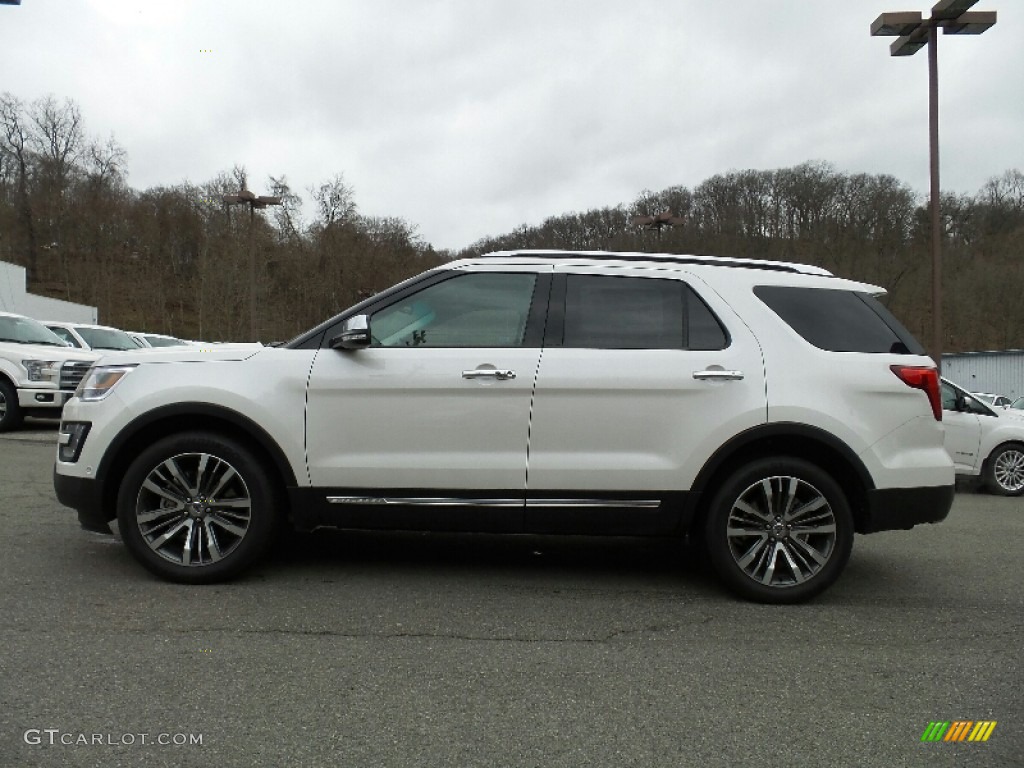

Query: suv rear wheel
[116,432,280,583]
[704,457,853,604]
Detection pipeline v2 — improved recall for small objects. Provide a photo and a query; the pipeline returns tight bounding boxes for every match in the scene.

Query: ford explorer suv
[53,251,954,602]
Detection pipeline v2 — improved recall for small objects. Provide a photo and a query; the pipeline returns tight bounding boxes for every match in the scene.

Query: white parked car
[43,321,143,352]
[0,311,99,431]
[942,378,1024,495]
[53,250,954,602]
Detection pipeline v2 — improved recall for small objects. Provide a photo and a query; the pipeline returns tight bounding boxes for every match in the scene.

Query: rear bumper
[53,467,112,534]
[859,484,954,533]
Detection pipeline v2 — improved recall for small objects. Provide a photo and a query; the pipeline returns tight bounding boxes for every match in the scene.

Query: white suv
[0,311,100,431]
[53,251,954,602]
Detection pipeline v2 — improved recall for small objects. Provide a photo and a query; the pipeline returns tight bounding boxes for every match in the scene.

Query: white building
[0,259,97,323]
[942,350,1024,400]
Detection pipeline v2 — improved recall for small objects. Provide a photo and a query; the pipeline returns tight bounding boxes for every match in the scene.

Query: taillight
[891,365,942,421]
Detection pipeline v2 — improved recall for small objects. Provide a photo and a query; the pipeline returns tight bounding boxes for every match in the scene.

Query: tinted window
[755,286,925,354]
[371,272,536,348]
[562,275,727,350]
[687,289,729,351]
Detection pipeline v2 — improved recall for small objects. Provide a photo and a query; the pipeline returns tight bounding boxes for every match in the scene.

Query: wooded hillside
[3,94,1022,349]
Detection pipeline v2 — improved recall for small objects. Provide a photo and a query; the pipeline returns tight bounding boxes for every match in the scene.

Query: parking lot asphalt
[0,425,1021,768]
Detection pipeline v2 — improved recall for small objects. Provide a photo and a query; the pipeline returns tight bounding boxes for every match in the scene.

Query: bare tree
[0,93,39,278]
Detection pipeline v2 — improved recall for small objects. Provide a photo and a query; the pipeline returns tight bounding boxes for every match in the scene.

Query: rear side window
[562,275,728,350]
[754,286,925,354]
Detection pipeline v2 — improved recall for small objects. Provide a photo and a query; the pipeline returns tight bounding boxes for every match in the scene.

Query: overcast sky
[2,0,1020,251]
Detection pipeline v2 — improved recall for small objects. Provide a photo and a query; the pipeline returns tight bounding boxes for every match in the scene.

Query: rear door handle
[693,370,744,381]
[462,369,516,380]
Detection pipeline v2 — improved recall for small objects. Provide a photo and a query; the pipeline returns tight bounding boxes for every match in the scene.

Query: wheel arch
[687,423,876,534]
[94,403,299,522]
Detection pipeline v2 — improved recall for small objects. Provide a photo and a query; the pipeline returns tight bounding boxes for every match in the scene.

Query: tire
[0,378,24,433]
[116,432,281,583]
[984,443,1024,496]
[703,457,854,604]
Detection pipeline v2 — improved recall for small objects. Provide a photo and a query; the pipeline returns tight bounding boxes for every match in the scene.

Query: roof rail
[469,250,833,276]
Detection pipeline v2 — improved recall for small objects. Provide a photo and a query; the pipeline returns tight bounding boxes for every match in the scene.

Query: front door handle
[693,369,744,381]
[463,369,516,380]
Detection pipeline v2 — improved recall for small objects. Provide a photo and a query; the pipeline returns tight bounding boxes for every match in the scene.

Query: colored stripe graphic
[921,721,996,742]
[968,722,997,742]
[945,721,972,741]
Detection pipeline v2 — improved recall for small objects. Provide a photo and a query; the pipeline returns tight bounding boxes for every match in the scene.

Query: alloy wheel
[134,452,252,567]
[993,448,1024,493]
[726,475,837,588]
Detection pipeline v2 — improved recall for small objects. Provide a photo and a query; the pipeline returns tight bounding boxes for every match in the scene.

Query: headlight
[75,364,137,401]
[22,359,61,383]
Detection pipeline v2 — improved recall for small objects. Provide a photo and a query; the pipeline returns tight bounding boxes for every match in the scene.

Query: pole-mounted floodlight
[223,190,282,340]
[871,0,996,372]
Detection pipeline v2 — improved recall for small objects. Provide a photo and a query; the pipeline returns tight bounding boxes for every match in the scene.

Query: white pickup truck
[0,311,99,431]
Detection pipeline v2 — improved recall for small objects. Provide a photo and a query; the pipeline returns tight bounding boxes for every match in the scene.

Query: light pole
[871,0,996,372]
[223,189,282,340]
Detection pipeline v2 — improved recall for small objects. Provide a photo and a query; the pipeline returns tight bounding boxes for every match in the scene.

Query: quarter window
[755,286,925,355]
[371,272,537,348]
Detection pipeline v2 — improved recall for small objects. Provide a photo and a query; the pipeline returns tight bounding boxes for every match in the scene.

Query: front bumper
[53,467,112,533]
[859,484,955,533]
[18,388,73,409]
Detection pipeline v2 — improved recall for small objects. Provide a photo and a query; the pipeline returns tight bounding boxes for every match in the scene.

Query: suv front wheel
[116,432,280,583]
[704,457,854,604]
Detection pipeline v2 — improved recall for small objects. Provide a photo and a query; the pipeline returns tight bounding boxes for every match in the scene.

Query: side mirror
[330,315,371,350]
[954,394,967,412]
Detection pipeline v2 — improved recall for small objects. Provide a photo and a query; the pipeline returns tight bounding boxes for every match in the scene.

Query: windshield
[0,315,69,346]
[77,327,140,350]
[144,335,187,347]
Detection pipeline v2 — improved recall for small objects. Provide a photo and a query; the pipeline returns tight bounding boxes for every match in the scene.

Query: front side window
[941,381,994,416]
[371,272,537,348]
[562,275,727,350]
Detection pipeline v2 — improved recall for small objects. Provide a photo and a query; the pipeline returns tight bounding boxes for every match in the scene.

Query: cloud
[2,0,1020,250]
